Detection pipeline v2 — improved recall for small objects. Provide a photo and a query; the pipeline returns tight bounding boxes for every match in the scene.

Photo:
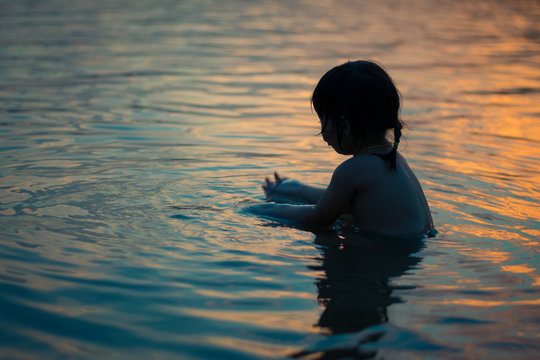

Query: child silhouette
[252,60,434,237]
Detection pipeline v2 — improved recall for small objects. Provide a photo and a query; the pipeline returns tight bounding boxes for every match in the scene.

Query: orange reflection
[206,337,299,358]
[420,298,540,307]
[185,308,318,333]
[195,288,314,300]
[457,247,540,286]
[500,264,536,274]
[459,247,511,263]
[456,279,481,284]
[446,223,528,242]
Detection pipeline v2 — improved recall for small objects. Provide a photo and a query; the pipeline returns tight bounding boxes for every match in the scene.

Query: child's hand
[261,172,325,205]
[262,172,288,198]
[262,172,307,203]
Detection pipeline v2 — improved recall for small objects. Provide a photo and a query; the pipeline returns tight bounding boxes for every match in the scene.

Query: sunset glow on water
[1,0,539,359]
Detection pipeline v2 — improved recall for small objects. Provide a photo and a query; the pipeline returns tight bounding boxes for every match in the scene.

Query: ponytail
[375,121,402,171]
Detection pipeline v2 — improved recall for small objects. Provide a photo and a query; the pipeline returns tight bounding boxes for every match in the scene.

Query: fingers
[274,172,288,185]
[263,172,286,196]
[262,177,273,197]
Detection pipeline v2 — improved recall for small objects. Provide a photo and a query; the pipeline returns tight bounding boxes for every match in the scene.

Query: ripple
[1,0,540,359]
[465,87,540,95]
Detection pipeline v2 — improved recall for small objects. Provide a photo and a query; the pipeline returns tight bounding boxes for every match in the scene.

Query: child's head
[311,60,403,167]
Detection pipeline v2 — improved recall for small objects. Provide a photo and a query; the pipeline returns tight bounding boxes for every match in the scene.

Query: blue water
[1,0,540,359]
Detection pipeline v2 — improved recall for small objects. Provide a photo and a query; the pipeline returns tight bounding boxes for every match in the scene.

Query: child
[251,60,434,237]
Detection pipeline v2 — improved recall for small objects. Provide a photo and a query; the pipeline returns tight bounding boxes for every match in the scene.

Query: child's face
[320,117,356,155]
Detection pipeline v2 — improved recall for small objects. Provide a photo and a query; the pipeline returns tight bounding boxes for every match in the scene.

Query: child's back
[344,151,433,236]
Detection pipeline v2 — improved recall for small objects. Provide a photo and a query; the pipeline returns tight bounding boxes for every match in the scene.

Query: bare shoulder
[335,154,387,184]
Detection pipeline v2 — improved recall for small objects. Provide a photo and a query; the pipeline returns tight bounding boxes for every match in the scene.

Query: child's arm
[248,203,318,224]
[262,173,325,204]
[252,163,356,227]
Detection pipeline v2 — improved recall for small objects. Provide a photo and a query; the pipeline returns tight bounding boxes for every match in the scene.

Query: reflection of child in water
[252,60,434,237]
[292,231,424,359]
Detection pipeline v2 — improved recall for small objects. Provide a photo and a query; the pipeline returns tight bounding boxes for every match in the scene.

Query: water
[1,0,539,358]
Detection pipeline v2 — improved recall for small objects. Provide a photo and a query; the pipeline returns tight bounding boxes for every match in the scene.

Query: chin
[329,142,355,155]
[335,148,353,155]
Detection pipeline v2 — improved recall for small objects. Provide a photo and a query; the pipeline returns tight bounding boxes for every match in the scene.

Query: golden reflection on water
[460,247,511,264]
[432,298,540,307]
[1,0,539,358]
[205,336,299,358]
[195,288,314,300]
[445,224,532,242]
[408,292,540,310]
[500,264,537,274]
[185,308,318,333]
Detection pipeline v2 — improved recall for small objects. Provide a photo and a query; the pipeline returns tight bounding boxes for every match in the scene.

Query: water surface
[1,0,540,359]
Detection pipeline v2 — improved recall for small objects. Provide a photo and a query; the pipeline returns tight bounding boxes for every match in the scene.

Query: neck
[355,141,391,154]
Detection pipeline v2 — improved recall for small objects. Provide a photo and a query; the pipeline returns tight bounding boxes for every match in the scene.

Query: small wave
[464,87,540,95]
[170,205,224,212]
[468,131,540,144]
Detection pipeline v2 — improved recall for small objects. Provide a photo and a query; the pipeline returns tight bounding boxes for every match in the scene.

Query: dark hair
[311,60,403,170]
